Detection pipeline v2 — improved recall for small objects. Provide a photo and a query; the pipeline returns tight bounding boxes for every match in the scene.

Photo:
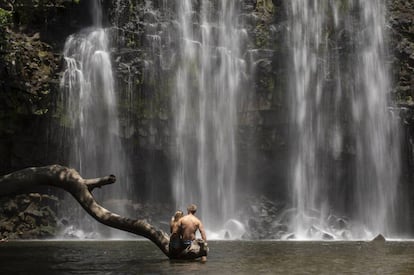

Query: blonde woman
[169,210,184,257]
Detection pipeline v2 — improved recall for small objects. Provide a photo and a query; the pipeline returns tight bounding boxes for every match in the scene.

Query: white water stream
[60,0,128,236]
[288,0,401,239]
[172,0,247,233]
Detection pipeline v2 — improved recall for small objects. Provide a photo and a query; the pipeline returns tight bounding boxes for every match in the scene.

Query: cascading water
[287,0,402,239]
[60,0,128,236]
[172,0,247,235]
[55,0,408,240]
[353,1,401,238]
[288,0,330,240]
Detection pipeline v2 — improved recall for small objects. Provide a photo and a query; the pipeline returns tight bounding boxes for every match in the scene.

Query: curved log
[0,165,207,259]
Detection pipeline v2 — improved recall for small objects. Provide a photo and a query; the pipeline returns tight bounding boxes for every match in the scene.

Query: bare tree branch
[0,165,169,257]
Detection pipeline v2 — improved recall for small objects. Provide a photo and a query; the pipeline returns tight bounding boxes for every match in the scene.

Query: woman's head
[173,210,184,222]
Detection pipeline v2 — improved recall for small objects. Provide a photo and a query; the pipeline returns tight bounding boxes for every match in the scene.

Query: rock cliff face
[389,0,414,102]
[0,0,414,236]
[0,1,92,175]
[389,0,414,220]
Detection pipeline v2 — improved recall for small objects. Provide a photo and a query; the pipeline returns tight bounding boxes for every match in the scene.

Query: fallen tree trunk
[0,165,207,259]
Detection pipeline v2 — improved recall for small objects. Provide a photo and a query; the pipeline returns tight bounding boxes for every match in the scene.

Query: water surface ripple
[0,241,413,274]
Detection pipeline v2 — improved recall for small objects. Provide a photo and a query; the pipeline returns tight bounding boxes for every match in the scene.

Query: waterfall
[353,1,401,237]
[54,0,407,240]
[172,0,246,232]
[288,0,330,240]
[60,0,128,236]
[287,0,401,239]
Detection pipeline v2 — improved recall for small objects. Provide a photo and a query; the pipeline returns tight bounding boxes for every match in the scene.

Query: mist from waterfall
[59,0,128,236]
[287,0,402,239]
[172,0,247,232]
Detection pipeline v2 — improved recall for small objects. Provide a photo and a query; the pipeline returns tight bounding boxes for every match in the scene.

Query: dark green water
[0,240,413,274]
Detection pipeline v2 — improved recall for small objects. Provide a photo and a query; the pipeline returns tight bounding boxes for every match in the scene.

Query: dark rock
[322,233,335,240]
[0,221,14,232]
[372,234,386,242]
[24,203,44,218]
[2,201,18,217]
[286,233,295,240]
[39,225,56,237]
[0,194,59,239]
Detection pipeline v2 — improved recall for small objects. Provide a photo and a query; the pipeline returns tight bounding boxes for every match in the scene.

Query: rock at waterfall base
[372,234,386,242]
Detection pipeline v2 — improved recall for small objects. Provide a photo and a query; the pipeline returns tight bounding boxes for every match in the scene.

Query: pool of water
[0,240,413,274]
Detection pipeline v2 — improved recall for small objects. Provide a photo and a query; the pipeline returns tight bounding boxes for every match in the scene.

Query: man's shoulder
[181,215,200,224]
[190,215,201,225]
[180,215,190,223]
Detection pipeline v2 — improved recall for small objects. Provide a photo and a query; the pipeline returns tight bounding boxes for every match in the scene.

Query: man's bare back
[179,213,207,241]
[178,204,207,242]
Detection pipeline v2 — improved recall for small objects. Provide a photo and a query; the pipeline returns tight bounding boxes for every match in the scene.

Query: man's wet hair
[187,204,197,214]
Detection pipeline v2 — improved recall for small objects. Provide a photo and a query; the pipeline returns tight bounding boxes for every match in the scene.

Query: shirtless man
[178,204,208,261]
[179,204,207,243]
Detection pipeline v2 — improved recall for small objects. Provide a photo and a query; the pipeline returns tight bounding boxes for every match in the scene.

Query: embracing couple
[169,204,208,260]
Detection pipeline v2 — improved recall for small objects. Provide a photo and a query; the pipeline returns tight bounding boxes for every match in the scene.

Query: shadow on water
[0,240,414,274]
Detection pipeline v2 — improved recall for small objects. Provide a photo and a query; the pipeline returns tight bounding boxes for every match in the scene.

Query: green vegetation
[0,8,12,26]
[254,0,274,48]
